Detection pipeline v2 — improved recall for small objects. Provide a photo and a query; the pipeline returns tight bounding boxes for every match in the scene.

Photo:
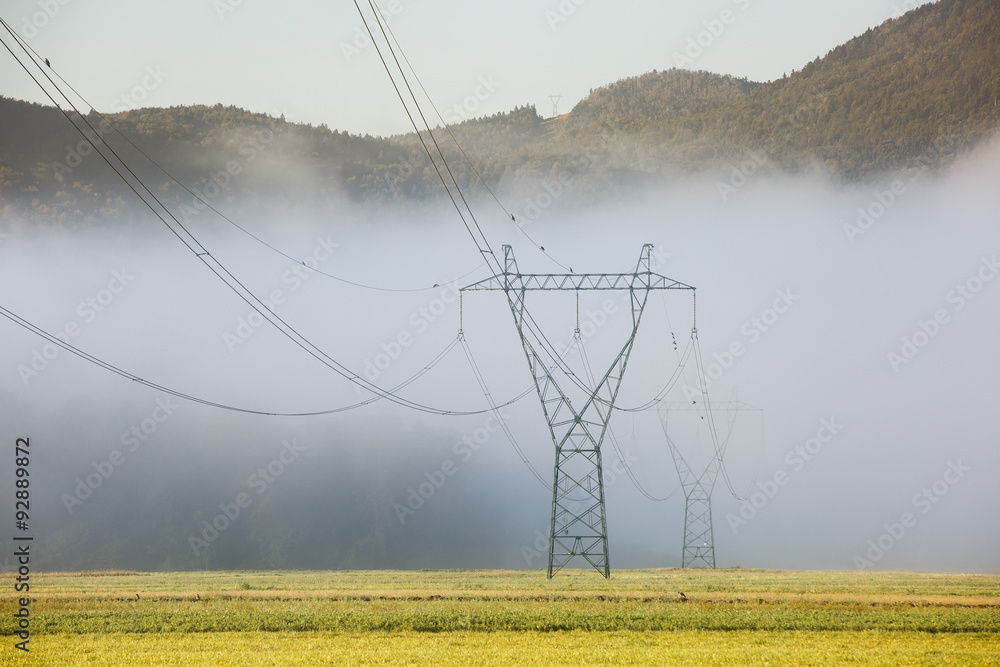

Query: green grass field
[2,569,998,665]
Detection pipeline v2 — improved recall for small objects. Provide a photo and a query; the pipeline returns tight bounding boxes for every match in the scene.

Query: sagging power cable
[355,2,612,401]
[690,330,763,501]
[0,17,506,417]
[378,17,571,272]
[0,302,461,416]
[459,333,549,487]
[5,25,475,294]
[577,332,679,502]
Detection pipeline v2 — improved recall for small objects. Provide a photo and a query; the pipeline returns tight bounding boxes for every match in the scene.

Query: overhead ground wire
[0,17,511,417]
[577,333,679,502]
[379,18,572,272]
[5,21,476,294]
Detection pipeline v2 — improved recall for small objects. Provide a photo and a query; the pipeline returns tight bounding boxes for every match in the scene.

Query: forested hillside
[1,0,998,223]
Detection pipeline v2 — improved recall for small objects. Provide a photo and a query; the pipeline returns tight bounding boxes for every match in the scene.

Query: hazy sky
[3,140,998,573]
[5,0,997,575]
[1,0,935,136]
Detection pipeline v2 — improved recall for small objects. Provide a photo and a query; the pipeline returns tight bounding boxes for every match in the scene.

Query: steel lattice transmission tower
[662,413,720,568]
[463,245,695,578]
[549,94,562,117]
[659,401,759,568]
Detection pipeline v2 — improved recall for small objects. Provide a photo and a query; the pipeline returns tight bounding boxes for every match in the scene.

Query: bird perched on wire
[44,58,50,67]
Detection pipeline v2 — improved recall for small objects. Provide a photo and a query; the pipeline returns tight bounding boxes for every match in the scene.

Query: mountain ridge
[1,0,998,223]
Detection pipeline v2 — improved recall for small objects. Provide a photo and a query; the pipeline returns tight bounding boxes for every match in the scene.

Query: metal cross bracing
[462,244,695,578]
[659,401,759,569]
[663,427,720,569]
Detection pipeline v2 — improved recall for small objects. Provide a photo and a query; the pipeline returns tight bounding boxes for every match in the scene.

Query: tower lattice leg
[662,408,720,570]
[459,244,692,578]
[681,490,716,569]
[548,424,610,577]
[502,247,653,578]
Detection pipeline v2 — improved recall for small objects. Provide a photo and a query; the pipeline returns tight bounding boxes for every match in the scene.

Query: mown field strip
[22,606,1000,634]
[2,569,997,665]
[4,631,1000,666]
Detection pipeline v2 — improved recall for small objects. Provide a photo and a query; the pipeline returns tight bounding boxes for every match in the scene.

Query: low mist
[1,136,998,574]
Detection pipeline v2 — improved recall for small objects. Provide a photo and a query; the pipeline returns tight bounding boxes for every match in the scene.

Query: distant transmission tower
[463,245,695,578]
[549,95,562,118]
[659,401,760,568]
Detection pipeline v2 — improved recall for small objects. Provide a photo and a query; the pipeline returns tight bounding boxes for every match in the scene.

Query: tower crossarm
[461,271,694,292]
[459,244,696,579]
[460,245,695,293]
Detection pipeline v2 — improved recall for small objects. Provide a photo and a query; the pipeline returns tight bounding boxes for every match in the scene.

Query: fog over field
[1,136,998,574]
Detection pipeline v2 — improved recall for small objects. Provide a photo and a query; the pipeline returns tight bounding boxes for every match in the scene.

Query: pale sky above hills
[1,0,934,136]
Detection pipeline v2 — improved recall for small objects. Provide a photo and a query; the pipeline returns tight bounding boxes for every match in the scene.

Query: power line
[608,329,695,413]
[0,18,501,417]
[0,302,444,415]
[0,300,544,417]
[379,18,572,272]
[367,9,619,403]
[577,333,679,502]
[689,332,762,501]
[0,13,585,420]
[353,2,598,403]
[356,12,712,578]
[459,333,548,486]
[6,24,475,295]
[355,0,496,269]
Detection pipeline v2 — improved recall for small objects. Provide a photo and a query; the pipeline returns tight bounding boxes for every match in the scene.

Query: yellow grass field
[2,569,998,665]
